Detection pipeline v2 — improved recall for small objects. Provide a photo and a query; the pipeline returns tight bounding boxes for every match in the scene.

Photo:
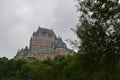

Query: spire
[58,36,62,40]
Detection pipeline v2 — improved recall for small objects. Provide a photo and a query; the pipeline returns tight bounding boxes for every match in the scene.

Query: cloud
[52,0,78,47]
[0,0,77,58]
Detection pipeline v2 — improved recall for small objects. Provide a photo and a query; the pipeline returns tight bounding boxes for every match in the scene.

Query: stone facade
[14,27,74,60]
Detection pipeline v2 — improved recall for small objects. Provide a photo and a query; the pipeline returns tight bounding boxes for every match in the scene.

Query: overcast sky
[0,0,78,59]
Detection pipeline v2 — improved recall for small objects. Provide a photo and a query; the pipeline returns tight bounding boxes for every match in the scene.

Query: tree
[76,0,120,79]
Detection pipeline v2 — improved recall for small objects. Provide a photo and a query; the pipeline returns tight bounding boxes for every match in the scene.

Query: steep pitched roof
[33,27,57,39]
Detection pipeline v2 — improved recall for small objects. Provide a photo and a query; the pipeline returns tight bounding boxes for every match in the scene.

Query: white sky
[0,0,78,59]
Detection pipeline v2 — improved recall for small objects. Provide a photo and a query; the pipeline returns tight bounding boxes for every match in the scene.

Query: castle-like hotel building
[14,27,74,60]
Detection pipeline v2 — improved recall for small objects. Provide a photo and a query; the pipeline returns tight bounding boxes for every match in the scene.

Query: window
[42,32,46,36]
[48,33,52,38]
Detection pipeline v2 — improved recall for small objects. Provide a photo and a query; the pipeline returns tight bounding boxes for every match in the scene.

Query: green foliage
[76,0,120,80]
[0,0,120,80]
[0,56,73,80]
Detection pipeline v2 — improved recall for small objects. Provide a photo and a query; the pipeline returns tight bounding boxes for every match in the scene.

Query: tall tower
[15,27,74,60]
[29,27,57,59]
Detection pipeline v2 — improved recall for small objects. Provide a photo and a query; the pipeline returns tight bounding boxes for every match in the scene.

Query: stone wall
[15,27,74,60]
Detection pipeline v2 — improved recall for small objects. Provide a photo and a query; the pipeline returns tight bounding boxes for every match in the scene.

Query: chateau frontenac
[14,27,74,60]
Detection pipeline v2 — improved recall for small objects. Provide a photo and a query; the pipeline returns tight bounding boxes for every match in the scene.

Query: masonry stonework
[14,27,74,60]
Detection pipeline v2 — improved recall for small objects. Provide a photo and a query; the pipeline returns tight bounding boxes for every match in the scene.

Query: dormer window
[42,32,46,36]
[48,33,52,38]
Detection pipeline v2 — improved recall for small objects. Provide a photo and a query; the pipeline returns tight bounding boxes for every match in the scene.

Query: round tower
[54,37,69,56]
